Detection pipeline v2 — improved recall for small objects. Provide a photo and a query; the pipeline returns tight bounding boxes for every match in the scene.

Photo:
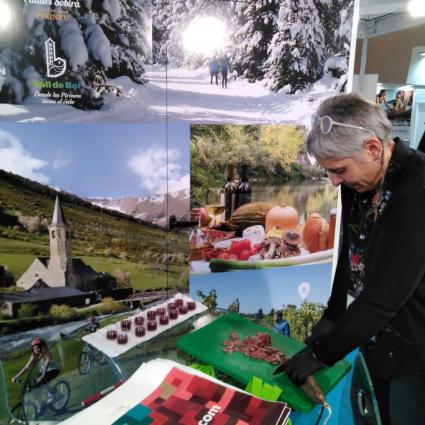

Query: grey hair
[306,93,393,160]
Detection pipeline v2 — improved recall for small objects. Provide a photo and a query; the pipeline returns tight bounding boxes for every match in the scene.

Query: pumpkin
[303,213,329,253]
[265,205,299,233]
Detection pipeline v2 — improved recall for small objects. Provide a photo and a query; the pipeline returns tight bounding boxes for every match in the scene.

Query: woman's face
[317,139,383,193]
[32,344,43,355]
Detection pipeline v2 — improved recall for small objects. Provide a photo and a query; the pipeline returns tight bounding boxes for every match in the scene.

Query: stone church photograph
[1,195,122,318]
[0,122,189,325]
[17,195,117,292]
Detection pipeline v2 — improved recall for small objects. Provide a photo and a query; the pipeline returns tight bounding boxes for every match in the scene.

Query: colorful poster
[113,367,291,425]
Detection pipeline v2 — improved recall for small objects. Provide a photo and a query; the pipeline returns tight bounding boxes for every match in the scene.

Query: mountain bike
[78,343,108,375]
[21,377,71,422]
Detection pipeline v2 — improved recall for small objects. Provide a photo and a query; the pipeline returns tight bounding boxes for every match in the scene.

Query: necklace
[370,143,391,221]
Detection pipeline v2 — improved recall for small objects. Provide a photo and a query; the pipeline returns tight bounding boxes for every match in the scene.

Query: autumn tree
[281,301,325,342]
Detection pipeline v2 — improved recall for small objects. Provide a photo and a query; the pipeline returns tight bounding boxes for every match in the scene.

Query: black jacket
[314,141,425,377]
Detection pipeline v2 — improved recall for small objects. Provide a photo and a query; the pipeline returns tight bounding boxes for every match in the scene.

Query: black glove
[281,346,325,386]
[305,317,336,345]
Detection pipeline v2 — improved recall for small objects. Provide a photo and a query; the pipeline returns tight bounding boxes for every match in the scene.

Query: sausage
[302,375,326,405]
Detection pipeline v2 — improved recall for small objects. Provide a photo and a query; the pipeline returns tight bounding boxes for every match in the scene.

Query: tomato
[252,243,261,254]
[238,249,253,261]
[229,239,252,254]
[218,252,238,260]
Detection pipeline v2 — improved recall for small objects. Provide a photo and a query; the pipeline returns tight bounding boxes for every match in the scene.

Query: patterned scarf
[347,151,400,298]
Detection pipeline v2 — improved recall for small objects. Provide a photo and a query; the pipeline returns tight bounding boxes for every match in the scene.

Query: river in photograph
[252,180,338,221]
[204,180,338,221]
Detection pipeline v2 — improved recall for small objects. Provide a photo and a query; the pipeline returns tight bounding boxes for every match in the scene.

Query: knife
[272,361,287,375]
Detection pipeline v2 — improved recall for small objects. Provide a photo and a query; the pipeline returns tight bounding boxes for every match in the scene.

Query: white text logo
[45,38,66,78]
[198,405,221,424]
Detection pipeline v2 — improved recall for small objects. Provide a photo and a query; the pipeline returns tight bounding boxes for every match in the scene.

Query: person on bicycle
[87,315,99,333]
[12,338,60,389]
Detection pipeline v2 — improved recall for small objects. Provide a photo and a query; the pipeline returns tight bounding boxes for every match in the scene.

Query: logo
[198,405,221,424]
[45,38,66,78]
[0,67,5,77]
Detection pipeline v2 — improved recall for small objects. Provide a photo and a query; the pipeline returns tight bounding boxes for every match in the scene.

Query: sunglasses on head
[312,114,376,136]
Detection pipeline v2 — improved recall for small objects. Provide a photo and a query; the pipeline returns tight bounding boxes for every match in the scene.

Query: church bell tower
[48,195,72,273]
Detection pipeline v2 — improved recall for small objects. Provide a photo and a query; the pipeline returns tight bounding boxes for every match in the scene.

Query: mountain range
[88,188,190,227]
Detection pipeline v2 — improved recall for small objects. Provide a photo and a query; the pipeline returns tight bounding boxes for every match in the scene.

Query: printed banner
[113,367,291,425]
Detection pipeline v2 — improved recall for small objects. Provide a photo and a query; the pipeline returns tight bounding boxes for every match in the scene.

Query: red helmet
[31,337,43,347]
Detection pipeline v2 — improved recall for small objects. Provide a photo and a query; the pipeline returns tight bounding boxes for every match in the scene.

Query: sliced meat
[222,332,287,365]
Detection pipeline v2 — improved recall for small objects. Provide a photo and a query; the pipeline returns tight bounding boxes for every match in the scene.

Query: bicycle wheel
[50,380,70,412]
[78,351,92,375]
[22,399,38,422]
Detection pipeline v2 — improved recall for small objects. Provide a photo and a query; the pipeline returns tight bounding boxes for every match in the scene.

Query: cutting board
[177,313,351,412]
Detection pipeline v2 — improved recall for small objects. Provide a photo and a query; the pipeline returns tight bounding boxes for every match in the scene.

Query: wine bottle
[235,164,252,208]
[221,164,237,220]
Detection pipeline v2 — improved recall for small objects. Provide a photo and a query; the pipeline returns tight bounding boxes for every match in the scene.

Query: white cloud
[52,153,69,170]
[0,130,50,183]
[168,173,189,193]
[128,147,187,194]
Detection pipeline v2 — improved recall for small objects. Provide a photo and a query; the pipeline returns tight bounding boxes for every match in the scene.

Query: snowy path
[145,66,329,125]
[0,65,338,125]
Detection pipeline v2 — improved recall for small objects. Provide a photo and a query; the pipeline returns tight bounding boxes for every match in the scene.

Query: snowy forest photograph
[0,0,152,121]
[0,0,355,124]
[153,0,355,125]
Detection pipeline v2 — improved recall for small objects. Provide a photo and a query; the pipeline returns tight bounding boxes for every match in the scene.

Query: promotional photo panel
[188,121,339,357]
[0,0,155,122]
[189,262,333,343]
[189,123,338,275]
[0,122,190,337]
[375,85,415,140]
[154,0,354,124]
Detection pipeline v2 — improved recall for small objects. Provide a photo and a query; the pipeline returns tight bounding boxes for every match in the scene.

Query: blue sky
[0,123,190,198]
[189,262,333,314]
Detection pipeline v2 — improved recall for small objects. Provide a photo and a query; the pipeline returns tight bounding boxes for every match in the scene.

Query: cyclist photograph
[86,315,99,334]
[12,338,60,391]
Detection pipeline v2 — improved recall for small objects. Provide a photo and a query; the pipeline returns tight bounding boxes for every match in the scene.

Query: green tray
[177,313,351,412]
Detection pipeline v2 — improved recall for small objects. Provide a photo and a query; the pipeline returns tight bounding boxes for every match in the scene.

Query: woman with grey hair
[276,93,425,425]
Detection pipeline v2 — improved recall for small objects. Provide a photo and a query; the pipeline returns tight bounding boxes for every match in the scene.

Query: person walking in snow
[210,59,219,85]
[220,56,229,88]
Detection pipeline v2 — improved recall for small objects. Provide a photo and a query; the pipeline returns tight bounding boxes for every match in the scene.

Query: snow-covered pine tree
[0,0,151,109]
[335,0,354,57]
[315,0,343,52]
[331,0,354,91]
[90,0,151,82]
[152,0,173,64]
[158,0,190,67]
[264,0,326,93]
[231,0,279,82]
[316,0,354,91]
